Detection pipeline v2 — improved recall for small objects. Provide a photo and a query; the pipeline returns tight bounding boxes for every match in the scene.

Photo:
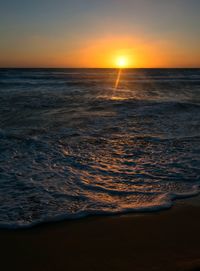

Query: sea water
[0,68,199,228]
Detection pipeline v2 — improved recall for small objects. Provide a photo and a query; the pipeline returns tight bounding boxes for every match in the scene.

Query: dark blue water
[0,68,200,228]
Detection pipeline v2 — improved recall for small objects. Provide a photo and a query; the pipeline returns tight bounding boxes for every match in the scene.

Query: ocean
[0,68,199,228]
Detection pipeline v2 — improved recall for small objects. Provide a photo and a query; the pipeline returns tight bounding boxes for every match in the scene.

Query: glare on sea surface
[114,56,129,89]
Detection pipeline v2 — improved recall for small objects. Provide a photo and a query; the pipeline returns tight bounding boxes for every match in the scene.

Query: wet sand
[0,197,200,271]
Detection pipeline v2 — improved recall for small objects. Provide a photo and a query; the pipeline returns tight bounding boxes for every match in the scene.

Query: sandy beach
[0,197,200,271]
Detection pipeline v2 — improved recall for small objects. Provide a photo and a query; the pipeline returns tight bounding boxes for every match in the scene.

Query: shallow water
[0,68,200,228]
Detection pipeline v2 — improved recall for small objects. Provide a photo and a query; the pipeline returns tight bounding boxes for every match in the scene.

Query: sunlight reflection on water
[0,68,199,228]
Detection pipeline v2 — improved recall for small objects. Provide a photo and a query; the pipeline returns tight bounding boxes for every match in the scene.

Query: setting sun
[116,56,128,68]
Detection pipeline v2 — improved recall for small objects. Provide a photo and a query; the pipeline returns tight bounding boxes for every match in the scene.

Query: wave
[0,186,199,229]
[0,68,200,228]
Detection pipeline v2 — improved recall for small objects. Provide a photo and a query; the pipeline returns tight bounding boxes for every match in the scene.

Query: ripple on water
[0,68,200,228]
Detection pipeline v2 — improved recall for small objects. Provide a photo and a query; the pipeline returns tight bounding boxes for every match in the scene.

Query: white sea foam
[0,68,200,228]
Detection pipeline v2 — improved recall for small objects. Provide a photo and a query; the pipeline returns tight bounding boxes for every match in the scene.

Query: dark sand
[0,197,200,271]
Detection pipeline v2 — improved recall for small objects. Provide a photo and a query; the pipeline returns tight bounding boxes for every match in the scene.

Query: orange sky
[1,1,200,68]
[1,34,199,68]
[62,36,200,68]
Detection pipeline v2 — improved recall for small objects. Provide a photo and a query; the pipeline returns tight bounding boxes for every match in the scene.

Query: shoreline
[0,196,200,271]
[1,190,200,230]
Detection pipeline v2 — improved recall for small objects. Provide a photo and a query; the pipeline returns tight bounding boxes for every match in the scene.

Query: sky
[0,0,200,68]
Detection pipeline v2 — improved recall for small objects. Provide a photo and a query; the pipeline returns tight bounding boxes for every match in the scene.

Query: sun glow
[116,56,128,68]
[114,56,129,89]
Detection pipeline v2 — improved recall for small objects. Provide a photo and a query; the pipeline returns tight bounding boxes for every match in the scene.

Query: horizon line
[0,67,200,69]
